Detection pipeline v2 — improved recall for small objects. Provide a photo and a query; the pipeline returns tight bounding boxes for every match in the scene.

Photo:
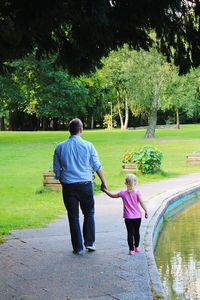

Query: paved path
[1,173,200,300]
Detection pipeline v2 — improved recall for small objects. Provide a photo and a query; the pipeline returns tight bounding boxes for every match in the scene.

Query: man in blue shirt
[53,118,107,255]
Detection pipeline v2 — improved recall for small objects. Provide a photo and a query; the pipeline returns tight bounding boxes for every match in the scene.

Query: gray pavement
[1,173,200,300]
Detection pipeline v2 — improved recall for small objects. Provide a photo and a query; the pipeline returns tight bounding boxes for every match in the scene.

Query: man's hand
[145,212,148,219]
[101,182,107,192]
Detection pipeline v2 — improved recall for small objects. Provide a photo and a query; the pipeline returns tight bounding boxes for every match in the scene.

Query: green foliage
[103,114,112,129]
[122,145,163,174]
[0,74,23,112]
[103,114,117,129]
[162,66,200,119]
[1,46,200,131]
[0,1,199,74]
[125,47,172,113]
[100,45,175,133]
[78,72,110,127]
[3,54,89,121]
[132,146,163,174]
[100,47,132,128]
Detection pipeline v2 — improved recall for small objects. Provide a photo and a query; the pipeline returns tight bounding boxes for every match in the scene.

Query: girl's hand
[145,212,148,219]
[101,185,107,192]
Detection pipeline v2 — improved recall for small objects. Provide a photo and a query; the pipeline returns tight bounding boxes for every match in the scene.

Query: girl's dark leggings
[125,218,141,250]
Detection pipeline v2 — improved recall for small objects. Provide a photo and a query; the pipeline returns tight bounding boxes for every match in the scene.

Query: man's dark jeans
[62,182,95,252]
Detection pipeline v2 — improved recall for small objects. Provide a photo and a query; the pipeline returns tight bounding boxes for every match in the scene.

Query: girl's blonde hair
[125,174,137,190]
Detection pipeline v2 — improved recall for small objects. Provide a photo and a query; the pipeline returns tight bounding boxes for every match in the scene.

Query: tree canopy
[0,0,199,74]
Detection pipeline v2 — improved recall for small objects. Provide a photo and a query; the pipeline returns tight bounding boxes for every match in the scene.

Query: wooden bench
[186,151,200,164]
[43,171,61,190]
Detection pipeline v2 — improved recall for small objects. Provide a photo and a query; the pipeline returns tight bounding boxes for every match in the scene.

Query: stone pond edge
[144,182,200,300]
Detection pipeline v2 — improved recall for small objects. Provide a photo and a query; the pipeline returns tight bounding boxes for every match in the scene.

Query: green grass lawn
[1,124,200,241]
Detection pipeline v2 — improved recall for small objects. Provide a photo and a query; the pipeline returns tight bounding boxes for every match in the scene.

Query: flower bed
[122,146,163,174]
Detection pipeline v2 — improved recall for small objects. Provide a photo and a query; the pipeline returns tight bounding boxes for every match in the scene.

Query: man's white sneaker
[86,245,96,252]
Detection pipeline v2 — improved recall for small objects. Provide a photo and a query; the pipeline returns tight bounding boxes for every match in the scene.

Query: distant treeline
[1,46,199,135]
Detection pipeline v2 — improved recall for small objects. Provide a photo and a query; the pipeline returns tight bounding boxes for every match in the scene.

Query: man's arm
[89,143,107,189]
[96,169,107,190]
[53,147,62,181]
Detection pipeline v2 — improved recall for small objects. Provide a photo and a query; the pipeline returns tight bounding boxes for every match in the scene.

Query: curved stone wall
[144,184,200,299]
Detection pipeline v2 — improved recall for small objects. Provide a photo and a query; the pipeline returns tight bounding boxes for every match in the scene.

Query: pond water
[155,200,200,300]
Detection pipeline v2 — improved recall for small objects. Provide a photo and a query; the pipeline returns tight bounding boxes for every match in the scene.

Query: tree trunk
[145,84,160,139]
[0,116,5,130]
[42,117,49,130]
[37,118,41,130]
[176,109,180,129]
[118,103,124,129]
[53,118,58,130]
[91,114,94,129]
[116,87,124,129]
[124,97,129,129]
[8,110,17,131]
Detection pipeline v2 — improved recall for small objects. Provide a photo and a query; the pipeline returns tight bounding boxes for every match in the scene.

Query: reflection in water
[155,200,200,300]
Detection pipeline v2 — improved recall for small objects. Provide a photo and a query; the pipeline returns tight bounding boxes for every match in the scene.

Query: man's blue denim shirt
[53,135,102,184]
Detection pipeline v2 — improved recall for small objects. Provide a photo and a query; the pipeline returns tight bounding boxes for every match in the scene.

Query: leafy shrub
[132,146,163,174]
[103,114,117,129]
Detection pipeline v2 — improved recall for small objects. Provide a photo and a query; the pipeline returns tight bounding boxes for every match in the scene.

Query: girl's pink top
[118,190,142,219]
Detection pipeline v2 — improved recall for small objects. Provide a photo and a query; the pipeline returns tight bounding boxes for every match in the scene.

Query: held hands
[101,183,107,192]
[145,211,148,219]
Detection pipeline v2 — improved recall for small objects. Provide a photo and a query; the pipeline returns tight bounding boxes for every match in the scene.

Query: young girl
[102,174,148,255]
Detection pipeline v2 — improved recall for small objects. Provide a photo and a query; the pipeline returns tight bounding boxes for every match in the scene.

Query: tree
[162,67,200,128]
[0,1,199,74]
[78,72,109,129]
[0,54,89,130]
[0,74,24,130]
[100,47,132,129]
[123,47,172,138]
[100,45,180,135]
